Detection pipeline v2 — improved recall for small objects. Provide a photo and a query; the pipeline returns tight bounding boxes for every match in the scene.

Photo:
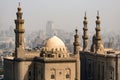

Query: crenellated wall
[25,50,40,58]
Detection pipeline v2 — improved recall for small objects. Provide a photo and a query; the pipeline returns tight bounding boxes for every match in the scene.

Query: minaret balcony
[83,27,88,31]
[73,42,80,46]
[14,29,25,33]
[16,12,23,16]
[95,37,101,40]
[83,21,87,24]
[74,35,79,38]
[95,27,101,31]
[82,36,88,39]
[15,19,24,24]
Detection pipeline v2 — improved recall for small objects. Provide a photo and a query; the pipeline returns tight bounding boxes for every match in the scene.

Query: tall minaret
[73,29,80,54]
[95,11,104,53]
[14,3,25,58]
[73,29,80,80]
[82,12,88,51]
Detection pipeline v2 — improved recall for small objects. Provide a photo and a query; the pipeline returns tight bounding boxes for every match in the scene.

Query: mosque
[4,3,120,80]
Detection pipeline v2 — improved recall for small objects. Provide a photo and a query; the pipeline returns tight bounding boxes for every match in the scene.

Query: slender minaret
[73,29,80,80]
[82,12,88,51]
[95,11,104,53]
[14,3,25,58]
[73,29,80,54]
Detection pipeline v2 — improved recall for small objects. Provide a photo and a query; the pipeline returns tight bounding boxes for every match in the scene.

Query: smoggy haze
[0,0,120,33]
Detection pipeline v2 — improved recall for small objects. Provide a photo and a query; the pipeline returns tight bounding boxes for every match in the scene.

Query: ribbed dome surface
[45,36,66,51]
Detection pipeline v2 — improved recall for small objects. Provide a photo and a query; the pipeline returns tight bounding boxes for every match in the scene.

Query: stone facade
[80,51,120,80]
[4,4,80,80]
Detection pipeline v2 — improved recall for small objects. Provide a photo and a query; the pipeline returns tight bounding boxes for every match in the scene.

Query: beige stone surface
[45,36,67,52]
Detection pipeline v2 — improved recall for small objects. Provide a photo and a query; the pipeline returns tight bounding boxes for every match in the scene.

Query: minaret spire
[19,2,20,7]
[95,11,104,53]
[82,12,88,51]
[85,11,86,17]
[73,28,80,54]
[73,29,80,80]
[97,11,99,16]
[95,11,101,52]
[14,3,25,58]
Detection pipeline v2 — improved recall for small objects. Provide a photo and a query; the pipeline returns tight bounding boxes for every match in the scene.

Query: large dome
[45,36,67,52]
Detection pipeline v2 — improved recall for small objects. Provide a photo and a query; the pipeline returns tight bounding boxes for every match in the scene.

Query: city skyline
[0,0,120,34]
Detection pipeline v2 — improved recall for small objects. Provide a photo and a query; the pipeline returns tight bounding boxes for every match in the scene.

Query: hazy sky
[0,0,120,33]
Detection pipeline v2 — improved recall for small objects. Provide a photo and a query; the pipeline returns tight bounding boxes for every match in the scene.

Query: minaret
[82,12,88,51]
[73,29,80,54]
[73,29,80,80]
[95,11,104,53]
[14,3,25,58]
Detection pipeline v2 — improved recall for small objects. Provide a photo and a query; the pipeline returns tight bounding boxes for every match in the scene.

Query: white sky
[0,0,120,34]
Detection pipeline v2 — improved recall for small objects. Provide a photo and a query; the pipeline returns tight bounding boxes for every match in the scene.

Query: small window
[65,68,71,79]
[58,54,61,58]
[59,72,62,75]
[66,74,70,78]
[51,74,55,79]
[29,71,31,76]
[41,73,43,79]
[110,71,113,80]
[28,71,32,80]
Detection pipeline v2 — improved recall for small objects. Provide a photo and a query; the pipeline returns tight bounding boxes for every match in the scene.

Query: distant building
[0,37,14,49]
[46,21,53,38]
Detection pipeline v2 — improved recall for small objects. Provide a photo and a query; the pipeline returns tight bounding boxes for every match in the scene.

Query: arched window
[65,68,71,79]
[29,71,31,76]
[109,66,114,80]
[50,68,56,80]
[58,54,61,58]
[51,74,55,79]
[88,63,92,78]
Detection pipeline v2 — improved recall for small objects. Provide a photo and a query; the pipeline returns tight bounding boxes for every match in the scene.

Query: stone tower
[82,12,88,51]
[73,29,80,80]
[95,11,104,53]
[73,29,80,54]
[14,3,25,58]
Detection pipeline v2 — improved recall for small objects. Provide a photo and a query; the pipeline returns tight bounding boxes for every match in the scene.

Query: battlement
[25,50,40,58]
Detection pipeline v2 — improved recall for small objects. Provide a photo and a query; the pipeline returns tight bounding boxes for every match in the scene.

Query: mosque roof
[44,36,67,52]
